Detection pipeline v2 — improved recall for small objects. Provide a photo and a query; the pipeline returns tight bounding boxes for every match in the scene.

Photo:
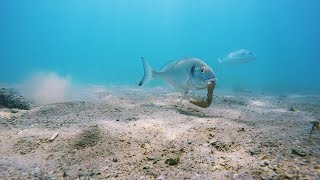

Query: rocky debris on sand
[0,88,31,110]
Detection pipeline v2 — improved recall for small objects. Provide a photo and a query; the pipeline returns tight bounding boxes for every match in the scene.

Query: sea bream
[138,57,216,91]
[218,49,256,64]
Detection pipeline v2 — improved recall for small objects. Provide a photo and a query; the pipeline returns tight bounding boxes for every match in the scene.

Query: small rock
[249,148,261,156]
[285,173,294,179]
[10,109,18,113]
[179,148,185,153]
[63,171,68,177]
[140,144,145,148]
[156,176,165,180]
[260,160,270,167]
[165,157,180,166]
[289,107,296,112]
[291,149,306,157]
[112,157,118,162]
[126,117,138,121]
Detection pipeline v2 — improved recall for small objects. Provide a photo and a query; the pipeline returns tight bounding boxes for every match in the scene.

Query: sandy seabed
[0,86,319,179]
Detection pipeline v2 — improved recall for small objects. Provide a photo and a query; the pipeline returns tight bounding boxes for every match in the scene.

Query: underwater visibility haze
[2,1,320,179]
[1,0,320,93]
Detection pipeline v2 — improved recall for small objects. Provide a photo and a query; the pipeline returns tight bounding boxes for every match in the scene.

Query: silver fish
[218,49,256,64]
[139,57,216,91]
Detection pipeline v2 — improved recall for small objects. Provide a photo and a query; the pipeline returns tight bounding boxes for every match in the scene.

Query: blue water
[1,0,320,93]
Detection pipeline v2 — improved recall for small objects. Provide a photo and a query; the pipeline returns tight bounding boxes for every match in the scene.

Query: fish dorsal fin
[160,59,178,71]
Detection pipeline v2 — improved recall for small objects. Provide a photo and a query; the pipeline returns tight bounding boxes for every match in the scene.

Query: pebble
[156,176,165,180]
[112,157,118,162]
[10,109,18,113]
[165,157,180,166]
[260,160,270,167]
[249,148,261,156]
[291,149,306,157]
[289,107,296,111]
[285,173,294,179]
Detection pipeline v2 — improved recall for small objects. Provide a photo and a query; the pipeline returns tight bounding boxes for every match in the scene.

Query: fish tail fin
[139,57,155,86]
[218,58,223,64]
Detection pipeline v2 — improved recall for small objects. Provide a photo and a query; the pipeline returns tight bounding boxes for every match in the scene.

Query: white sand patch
[250,100,267,107]
[272,108,289,113]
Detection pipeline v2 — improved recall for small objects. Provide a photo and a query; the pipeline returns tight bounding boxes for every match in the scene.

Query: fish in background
[138,57,216,91]
[218,49,256,64]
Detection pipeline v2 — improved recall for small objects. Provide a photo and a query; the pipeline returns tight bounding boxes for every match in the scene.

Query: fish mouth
[206,78,217,83]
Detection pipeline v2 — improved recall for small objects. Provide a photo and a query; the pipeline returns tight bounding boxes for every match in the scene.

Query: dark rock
[0,88,31,110]
[260,160,270,167]
[63,171,68,177]
[112,157,118,162]
[165,157,180,166]
[289,107,296,112]
[237,127,245,132]
[291,149,306,157]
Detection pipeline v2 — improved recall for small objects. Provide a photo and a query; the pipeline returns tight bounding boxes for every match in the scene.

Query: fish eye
[200,67,205,74]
